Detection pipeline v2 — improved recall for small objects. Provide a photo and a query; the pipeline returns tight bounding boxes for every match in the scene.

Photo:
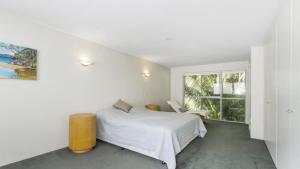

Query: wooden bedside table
[145,104,161,111]
[69,113,96,153]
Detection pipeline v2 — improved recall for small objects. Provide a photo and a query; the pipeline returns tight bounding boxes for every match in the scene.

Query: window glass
[200,74,220,96]
[222,72,246,98]
[222,99,245,122]
[184,71,246,123]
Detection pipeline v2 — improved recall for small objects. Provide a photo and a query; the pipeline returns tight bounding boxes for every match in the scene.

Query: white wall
[170,61,250,123]
[264,26,278,164]
[0,11,170,167]
[250,47,265,140]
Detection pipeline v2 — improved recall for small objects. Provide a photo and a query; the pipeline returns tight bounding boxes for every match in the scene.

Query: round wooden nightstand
[69,113,96,153]
[145,104,161,111]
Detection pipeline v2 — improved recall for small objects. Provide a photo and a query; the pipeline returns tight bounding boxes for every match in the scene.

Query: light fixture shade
[143,72,151,78]
[79,58,93,66]
[80,60,93,66]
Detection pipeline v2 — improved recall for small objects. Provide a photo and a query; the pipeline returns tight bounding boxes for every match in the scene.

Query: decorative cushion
[113,99,133,113]
[167,100,183,113]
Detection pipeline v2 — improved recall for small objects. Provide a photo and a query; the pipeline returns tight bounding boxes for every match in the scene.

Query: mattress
[96,107,207,169]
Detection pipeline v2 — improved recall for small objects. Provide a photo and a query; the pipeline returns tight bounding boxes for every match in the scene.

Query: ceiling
[0,0,283,67]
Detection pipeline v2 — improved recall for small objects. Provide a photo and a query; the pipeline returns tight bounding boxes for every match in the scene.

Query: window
[222,72,246,122]
[184,71,246,122]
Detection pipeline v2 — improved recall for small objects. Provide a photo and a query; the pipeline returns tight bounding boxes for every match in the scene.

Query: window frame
[183,70,247,123]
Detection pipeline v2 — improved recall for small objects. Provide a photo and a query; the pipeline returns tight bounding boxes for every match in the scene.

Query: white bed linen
[96,107,207,169]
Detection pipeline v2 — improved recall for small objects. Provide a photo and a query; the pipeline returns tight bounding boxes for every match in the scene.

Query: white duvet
[96,107,207,169]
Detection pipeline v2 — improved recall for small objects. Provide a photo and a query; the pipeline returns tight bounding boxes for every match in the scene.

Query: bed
[96,107,207,169]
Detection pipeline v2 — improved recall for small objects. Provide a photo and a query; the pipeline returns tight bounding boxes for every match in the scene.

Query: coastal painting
[0,42,37,80]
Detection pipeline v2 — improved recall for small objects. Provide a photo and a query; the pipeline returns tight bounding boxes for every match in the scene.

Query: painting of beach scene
[0,42,37,80]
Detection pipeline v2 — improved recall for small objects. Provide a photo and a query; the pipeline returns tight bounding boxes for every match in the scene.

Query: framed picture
[0,41,37,80]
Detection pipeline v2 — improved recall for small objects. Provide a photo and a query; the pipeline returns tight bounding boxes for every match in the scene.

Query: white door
[290,0,300,168]
[276,2,293,169]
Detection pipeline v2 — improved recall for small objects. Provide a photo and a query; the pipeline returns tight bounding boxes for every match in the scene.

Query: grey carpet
[1,121,276,169]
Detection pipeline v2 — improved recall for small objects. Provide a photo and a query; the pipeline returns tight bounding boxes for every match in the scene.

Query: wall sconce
[142,72,151,79]
[79,58,94,66]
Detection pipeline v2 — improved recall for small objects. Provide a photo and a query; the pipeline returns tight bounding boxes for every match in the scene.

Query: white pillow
[167,100,183,113]
[113,99,133,113]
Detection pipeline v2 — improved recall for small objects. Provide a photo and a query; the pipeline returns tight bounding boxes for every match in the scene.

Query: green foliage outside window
[184,72,246,122]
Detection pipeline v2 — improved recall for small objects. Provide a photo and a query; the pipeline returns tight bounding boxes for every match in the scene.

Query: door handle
[286,109,294,114]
